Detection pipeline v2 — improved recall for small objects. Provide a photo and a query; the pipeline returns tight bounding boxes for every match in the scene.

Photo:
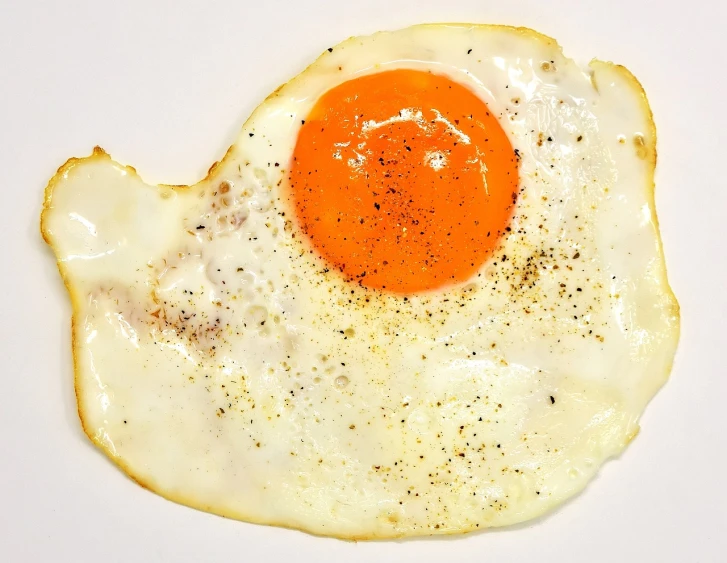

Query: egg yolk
[289,69,518,294]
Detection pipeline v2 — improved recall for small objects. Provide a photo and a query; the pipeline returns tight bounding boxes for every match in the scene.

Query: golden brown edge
[39,23,680,541]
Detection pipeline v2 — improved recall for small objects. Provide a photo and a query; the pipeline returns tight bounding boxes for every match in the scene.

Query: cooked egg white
[41,24,679,538]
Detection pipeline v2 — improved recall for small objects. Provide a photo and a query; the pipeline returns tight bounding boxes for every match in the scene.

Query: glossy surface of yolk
[289,69,518,294]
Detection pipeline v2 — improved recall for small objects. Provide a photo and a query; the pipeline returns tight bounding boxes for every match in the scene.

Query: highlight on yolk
[288,69,519,294]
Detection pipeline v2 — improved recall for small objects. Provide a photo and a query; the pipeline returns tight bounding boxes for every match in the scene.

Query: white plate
[1,1,724,561]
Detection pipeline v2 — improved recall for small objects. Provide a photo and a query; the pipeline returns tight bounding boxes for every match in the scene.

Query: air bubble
[633,134,648,160]
[229,211,248,229]
[377,510,400,525]
[245,305,268,327]
[239,271,255,286]
[334,375,349,388]
[253,168,270,190]
[250,196,273,213]
[205,261,225,285]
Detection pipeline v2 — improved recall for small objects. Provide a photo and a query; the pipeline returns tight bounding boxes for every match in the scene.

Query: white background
[1,1,725,561]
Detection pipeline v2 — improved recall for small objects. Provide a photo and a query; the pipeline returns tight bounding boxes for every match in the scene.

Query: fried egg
[41,24,679,538]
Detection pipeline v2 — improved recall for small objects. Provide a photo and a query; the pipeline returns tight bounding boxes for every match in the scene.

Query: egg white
[41,24,679,538]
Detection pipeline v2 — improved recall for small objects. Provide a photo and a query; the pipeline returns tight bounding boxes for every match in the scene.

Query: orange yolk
[289,69,519,294]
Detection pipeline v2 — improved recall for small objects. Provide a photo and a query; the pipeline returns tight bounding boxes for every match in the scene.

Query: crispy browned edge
[39,23,680,541]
